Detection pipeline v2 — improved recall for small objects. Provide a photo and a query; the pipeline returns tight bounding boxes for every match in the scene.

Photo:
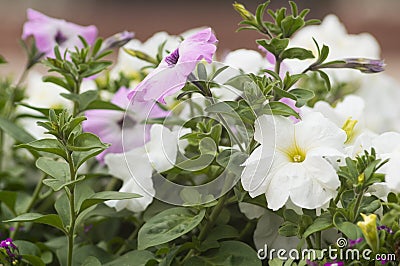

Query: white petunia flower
[302,95,369,144]
[287,14,380,83]
[241,112,346,210]
[104,124,188,212]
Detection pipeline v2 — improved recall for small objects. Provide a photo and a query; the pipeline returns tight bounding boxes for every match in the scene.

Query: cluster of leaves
[40,38,122,115]
[273,149,400,265]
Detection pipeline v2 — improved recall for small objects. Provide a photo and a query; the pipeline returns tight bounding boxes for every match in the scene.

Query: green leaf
[0,117,36,143]
[281,48,314,60]
[0,191,18,213]
[257,38,289,57]
[197,63,207,81]
[205,101,239,114]
[5,213,65,232]
[77,90,98,111]
[36,157,70,180]
[289,88,315,106]
[279,222,298,237]
[281,16,305,38]
[18,102,63,117]
[224,74,252,91]
[263,101,300,118]
[81,61,112,78]
[55,193,70,228]
[184,241,261,266]
[82,256,102,266]
[319,45,330,63]
[104,250,155,266]
[42,175,85,192]
[138,207,206,250]
[67,132,108,152]
[42,76,69,91]
[72,148,105,168]
[333,213,362,240]
[85,100,124,111]
[79,191,141,213]
[303,212,333,238]
[0,54,7,64]
[17,139,67,159]
[205,225,239,242]
[273,86,296,100]
[22,255,46,266]
[317,70,331,91]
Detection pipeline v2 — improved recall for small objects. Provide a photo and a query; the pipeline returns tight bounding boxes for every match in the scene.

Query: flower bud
[319,58,385,73]
[100,31,134,53]
[233,2,255,21]
[357,213,379,252]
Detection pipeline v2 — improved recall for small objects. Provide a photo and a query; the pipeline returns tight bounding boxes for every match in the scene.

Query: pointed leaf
[5,213,65,232]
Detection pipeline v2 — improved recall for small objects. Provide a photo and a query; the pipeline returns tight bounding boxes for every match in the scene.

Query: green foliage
[138,208,206,250]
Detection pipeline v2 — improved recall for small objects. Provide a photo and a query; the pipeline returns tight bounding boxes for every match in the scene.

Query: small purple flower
[22,9,98,58]
[0,238,19,261]
[84,224,93,233]
[324,261,344,266]
[83,87,167,162]
[377,225,394,234]
[128,28,217,103]
[348,237,363,247]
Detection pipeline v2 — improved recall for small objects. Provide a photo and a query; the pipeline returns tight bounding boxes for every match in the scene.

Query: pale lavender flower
[22,9,98,58]
[128,28,217,103]
[83,87,167,162]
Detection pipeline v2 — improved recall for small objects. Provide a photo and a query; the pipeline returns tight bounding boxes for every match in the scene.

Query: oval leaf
[138,208,206,250]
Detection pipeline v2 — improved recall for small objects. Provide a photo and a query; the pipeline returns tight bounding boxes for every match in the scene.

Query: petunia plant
[0,1,399,266]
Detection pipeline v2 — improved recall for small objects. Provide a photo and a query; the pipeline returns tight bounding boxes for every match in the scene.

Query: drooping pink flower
[22,9,98,58]
[83,87,167,162]
[128,28,217,103]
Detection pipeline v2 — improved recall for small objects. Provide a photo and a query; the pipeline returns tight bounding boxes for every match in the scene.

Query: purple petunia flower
[83,87,167,162]
[127,27,217,103]
[22,9,98,58]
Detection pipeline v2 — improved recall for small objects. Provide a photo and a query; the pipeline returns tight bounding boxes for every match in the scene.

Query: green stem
[116,221,143,256]
[315,231,321,250]
[10,173,47,239]
[182,193,229,262]
[274,56,282,76]
[66,151,77,266]
[352,189,365,222]
[208,97,245,152]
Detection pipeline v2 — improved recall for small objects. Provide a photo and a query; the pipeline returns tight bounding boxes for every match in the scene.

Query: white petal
[105,147,155,212]
[145,124,178,172]
[295,112,346,151]
[385,150,400,192]
[289,157,339,209]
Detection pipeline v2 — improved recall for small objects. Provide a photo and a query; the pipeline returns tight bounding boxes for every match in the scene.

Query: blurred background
[0,0,399,80]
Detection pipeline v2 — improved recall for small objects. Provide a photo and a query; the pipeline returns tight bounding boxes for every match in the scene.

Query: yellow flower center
[284,143,306,163]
